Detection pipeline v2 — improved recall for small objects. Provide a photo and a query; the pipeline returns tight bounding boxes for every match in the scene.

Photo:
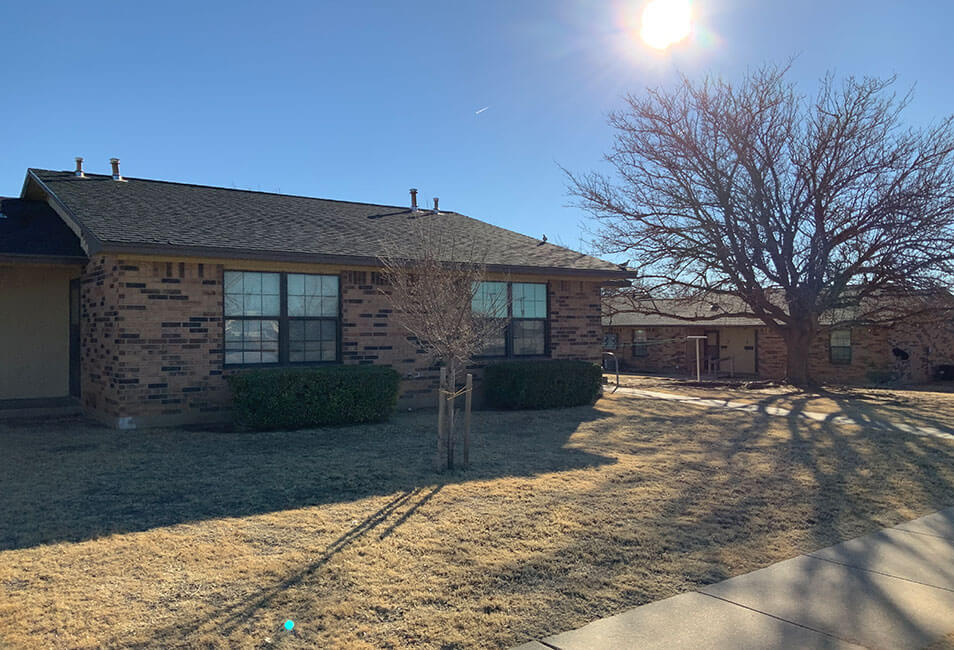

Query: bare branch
[377,218,510,373]
[573,64,954,383]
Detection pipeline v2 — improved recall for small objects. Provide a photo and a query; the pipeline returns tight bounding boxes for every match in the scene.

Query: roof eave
[604,317,764,327]
[0,253,88,266]
[94,240,635,279]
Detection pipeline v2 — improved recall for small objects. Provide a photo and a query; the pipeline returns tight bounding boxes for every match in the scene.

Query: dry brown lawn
[3,392,954,649]
[928,632,954,650]
[611,372,954,425]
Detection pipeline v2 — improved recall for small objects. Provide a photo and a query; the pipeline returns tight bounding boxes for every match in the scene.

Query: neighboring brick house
[0,161,631,428]
[603,297,954,384]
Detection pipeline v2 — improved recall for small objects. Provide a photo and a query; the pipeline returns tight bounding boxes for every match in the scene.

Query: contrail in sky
[475,106,490,115]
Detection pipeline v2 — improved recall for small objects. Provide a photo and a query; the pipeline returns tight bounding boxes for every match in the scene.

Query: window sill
[224,360,342,370]
[473,353,552,361]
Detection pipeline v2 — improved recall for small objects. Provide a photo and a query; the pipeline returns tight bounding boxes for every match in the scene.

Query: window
[633,329,648,357]
[287,274,338,363]
[603,333,618,350]
[472,281,548,357]
[472,281,508,318]
[224,271,339,366]
[830,329,851,364]
[472,281,508,357]
[224,272,280,364]
[511,283,547,356]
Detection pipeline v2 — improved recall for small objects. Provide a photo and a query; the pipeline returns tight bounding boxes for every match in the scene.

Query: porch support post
[687,336,708,382]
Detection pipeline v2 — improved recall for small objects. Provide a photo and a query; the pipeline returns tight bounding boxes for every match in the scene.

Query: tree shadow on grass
[748,384,954,438]
[750,393,954,647]
[0,405,617,552]
[127,483,446,646]
[487,392,954,648]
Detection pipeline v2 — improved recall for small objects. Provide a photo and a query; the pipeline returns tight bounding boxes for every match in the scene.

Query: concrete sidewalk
[515,508,954,649]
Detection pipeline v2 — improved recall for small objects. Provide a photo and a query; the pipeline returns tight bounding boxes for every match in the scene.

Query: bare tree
[378,219,508,470]
[570,64,954,385]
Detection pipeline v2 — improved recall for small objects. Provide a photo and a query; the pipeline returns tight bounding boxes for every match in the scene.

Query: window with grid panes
[511,282,547,356]
[472,281,548,357]
[224,272,280,365]
[633,329,648,357]
[287,274,338,362]
[472,281,508,356]
[829,329,851,364]
[224,271,339,366]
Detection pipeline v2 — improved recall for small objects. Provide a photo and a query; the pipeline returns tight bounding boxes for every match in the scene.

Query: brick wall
[756,328,787,379]
[340,275,606,407]
[81,255,227,427]
[549,280,603,362]
[749,323,954,384]
[809,321,954,384]
[603,320,954,384]
[605,326,691,373]
[339,269,441,407]
[79,255,608,427]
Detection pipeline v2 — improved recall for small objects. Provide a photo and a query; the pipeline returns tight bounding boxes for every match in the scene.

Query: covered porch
[0,198,86,409]
[603,323,765,380]
[698,326,759,378]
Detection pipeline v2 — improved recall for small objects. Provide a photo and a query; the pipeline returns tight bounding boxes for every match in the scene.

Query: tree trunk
[783,325,815,387]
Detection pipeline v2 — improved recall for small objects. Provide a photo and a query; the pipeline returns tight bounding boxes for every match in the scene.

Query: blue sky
[2,1,952,257]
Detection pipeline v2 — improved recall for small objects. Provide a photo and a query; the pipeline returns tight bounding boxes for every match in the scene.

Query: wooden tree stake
[437,366,447,470]
[447,360,456,470]
[463,373,473,468]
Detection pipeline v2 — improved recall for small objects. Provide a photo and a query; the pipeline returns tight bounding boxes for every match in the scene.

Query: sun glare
[640,0,692,50]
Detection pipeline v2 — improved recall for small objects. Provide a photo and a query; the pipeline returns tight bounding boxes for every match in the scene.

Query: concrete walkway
[514,508,954,649]
[613,386,954,441]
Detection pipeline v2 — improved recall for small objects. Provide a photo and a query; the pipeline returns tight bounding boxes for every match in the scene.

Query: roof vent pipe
[433,197,439,212]
[409,188,418,211]
[110,157,122,181]
[74,157,85,177]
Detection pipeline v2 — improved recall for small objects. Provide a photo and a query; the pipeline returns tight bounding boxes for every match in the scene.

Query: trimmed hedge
[226,365,400,431]
[484,360,602,410]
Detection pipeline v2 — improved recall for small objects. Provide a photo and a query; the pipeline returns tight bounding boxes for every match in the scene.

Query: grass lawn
[611,372,954,427]
[3,392,954,648]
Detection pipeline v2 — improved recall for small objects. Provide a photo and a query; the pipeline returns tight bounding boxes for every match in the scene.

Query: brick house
[0,161,631,428]
[603,297,954,384]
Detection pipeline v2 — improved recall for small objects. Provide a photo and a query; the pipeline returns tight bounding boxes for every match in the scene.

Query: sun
[640,0,692,50]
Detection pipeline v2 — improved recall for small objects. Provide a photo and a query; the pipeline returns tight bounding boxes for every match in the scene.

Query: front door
[69,279,81,398]
[721,327,757,375]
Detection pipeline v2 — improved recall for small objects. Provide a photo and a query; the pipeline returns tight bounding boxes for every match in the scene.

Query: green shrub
[227,365,400,431]
[484,360,602,410]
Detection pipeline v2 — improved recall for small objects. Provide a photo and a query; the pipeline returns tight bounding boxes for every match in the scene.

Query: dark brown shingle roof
[603,290,954,328]
[29,169,628,277]
[602,296,764,327]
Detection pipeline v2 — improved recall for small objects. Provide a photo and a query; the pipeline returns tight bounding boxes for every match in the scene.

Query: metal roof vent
[432,197,440,213]
[74,157,85,178]
[110,157,124,181]
[409,188,419,212]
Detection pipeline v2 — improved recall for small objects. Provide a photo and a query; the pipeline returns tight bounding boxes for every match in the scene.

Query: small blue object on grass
[284,620,294,631]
